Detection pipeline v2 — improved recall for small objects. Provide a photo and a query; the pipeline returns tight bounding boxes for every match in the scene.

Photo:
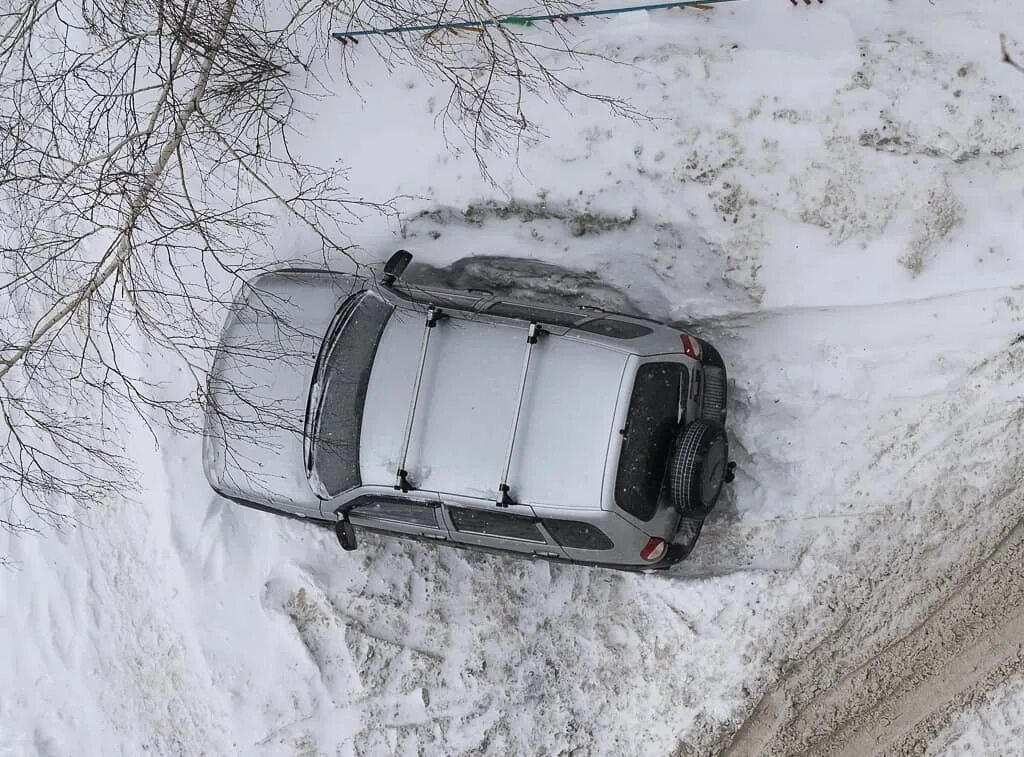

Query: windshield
[307,291,393,497]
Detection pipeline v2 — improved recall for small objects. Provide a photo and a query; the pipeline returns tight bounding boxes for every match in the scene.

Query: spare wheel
[666,420,728,516]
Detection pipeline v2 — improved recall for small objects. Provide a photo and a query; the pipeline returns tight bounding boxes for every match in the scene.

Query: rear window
[448,507,545,542]
[308,292,393,497]
[576,319,653,339]
[348,496,440,528]
[486,302,580,327]
[542,519,614,550]
[615,363,688,521]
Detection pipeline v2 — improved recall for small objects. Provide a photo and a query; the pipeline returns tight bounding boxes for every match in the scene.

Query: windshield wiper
[303,292,363,477]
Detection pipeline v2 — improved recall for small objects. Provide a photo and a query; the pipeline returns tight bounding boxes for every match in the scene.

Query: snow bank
[3,0,1024,754]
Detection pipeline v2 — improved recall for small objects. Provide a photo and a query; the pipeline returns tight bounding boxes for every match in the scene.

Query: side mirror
[335,516,358,551]
[381,250,413,286]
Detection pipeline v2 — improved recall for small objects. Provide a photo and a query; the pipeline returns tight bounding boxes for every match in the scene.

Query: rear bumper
[665,515,705,565]
[698,338,726,369]
[697,338,727,427]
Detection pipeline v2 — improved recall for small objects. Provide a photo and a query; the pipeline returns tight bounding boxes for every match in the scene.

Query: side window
[575,318,653,339]
[348,496,440,528]
[615,363,689,521]
[448,506,545,543]
[542,519,614,550]
[394,284,484,313]
[485,301,580,328]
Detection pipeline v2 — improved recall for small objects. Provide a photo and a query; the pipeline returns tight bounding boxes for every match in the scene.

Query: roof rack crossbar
[394,306,445,491]
[496,322,546,507]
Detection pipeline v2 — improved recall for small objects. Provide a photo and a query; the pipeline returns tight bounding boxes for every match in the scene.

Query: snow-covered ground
[936,673,1024,756]
[3,0,1024,754]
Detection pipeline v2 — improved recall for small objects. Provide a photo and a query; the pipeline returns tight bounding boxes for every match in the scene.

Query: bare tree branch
[0,0,238,383]
[1001,33,1024,75]
[0,0,639,536]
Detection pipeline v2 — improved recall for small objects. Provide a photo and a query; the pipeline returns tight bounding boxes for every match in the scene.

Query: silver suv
[203,252,731,570]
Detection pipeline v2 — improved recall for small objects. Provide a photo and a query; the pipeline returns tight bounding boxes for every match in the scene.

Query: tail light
[640,537,667,562]
[680,334,702,360]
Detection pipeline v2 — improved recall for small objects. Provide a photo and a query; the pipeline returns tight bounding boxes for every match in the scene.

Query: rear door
[439,496,568,560]
[610,358,691,538]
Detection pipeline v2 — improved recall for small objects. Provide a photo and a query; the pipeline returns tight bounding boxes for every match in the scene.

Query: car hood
[202,270,359,516]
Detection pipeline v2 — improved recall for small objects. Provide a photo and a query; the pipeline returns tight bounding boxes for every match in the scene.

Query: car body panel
[498,330,628,510]
[532,503,655,567]
[344,486,452,543]
[203,270,360,519]
[600,352,703,540]
[435,493,567,560]
[203,262,728,569]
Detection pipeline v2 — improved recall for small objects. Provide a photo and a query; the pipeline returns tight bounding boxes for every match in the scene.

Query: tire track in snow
[673,511,889,579]
[680,299,1024,755]
[678,283,1024,328]
[672,286,1024,579]
[720,515,1024,757]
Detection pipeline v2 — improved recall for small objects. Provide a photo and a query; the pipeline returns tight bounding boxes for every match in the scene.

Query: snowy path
[723,518,1024,756]
[677,284,1023,577]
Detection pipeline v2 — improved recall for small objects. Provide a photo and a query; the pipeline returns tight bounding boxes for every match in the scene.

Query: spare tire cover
[666,420,728,516]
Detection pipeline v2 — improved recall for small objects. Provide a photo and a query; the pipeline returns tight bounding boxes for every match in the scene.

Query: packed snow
[3,0,1024,754]
[935,673,1024,757]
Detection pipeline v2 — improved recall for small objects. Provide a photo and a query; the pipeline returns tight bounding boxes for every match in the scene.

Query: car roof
[358,304,631,510]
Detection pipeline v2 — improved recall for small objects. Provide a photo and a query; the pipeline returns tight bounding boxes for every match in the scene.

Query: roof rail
[496,322,546,507]
[394,306,446,491]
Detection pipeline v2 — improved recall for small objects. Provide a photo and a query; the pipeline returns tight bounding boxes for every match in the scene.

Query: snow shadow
[405,254,645,316]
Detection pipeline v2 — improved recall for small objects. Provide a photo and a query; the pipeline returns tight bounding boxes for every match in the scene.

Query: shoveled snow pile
[2,1,1024,754]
